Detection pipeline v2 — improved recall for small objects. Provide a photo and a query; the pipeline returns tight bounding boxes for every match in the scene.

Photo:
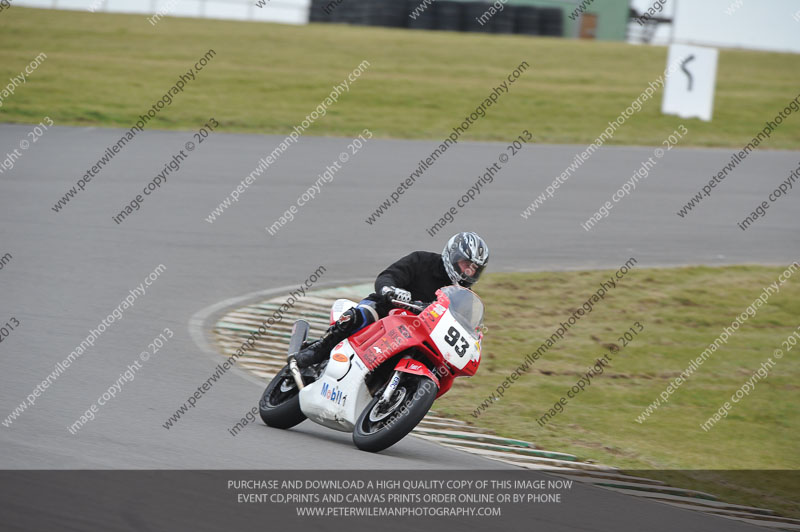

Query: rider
[293,231,489,368]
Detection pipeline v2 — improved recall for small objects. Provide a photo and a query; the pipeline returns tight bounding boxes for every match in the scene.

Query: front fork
[378,370,402,405]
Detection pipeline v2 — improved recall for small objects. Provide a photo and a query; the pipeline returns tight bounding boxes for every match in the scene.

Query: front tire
[353,374,437,453]
[259,364,306,429]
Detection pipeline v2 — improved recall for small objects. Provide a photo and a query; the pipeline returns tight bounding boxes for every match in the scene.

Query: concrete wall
[12,0,311,24]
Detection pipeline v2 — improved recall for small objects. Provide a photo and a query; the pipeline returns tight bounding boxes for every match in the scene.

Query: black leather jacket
[363,251,452,315]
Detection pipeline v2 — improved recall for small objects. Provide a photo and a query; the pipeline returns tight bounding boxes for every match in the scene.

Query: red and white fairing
[299,286,484,431]
[298,336,372,432]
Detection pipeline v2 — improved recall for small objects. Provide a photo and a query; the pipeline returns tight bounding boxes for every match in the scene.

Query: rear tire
[259,364,306,429]
[353,374,437,453]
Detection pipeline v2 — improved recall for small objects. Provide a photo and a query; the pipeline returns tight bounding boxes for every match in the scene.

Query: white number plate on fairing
[430,309,480,370]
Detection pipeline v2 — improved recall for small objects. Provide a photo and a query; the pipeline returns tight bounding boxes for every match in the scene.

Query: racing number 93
[443,326,469,357]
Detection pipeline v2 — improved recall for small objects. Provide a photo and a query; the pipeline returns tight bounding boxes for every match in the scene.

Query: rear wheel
[259,364,306,429]
[353,374,437,452]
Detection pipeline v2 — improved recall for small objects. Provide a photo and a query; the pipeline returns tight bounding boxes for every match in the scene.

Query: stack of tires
[342,0,369,25]
[462,2,492,33]
[309,0,565,38]
[308,0,357,23]
[538,7,563,36]
[368,0,410,27]
[308,0,333,22]
[434,1,464,31]
[407,0,436,29]
[513,5,540,35]
[492,5,515,33]
[310,0,408,27]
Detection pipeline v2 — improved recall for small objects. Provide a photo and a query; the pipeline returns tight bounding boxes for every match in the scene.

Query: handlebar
[389,298,429,314]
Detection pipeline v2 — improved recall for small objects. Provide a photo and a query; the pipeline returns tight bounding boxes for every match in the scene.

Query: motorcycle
[259,285,485,452]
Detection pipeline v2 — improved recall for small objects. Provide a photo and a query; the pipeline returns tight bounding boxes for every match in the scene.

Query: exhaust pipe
[287,320,310,390]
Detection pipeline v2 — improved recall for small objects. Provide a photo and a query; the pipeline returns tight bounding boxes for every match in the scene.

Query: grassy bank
[434,264,800,517]
[1,8,799,148]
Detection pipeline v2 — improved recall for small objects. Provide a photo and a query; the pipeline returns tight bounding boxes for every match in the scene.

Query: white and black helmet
[442,232,489,288]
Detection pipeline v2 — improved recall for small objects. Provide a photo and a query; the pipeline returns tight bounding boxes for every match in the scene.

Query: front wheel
[353,374,437,453]
[259,364,306,429]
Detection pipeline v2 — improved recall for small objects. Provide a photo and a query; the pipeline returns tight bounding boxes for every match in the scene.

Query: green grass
[1,8,799,148]
[436,265,800,517]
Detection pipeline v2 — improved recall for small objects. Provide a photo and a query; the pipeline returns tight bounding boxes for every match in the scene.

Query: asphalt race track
[0,124,797,530]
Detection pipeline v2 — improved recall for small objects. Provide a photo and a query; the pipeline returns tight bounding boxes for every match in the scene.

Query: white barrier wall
[12,0,312,24]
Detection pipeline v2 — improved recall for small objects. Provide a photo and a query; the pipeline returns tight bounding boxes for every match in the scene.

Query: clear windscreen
[440,285,484,337]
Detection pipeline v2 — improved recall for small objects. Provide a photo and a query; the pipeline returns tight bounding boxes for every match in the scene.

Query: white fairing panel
[298,339,373,432]
[430,309,479,370]
[330,299,358,324]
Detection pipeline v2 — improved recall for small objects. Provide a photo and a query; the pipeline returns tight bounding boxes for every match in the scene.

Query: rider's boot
[293,307,366,368]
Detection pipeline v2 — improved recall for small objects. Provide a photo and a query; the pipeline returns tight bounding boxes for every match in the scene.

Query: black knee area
[332,307,362,336]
